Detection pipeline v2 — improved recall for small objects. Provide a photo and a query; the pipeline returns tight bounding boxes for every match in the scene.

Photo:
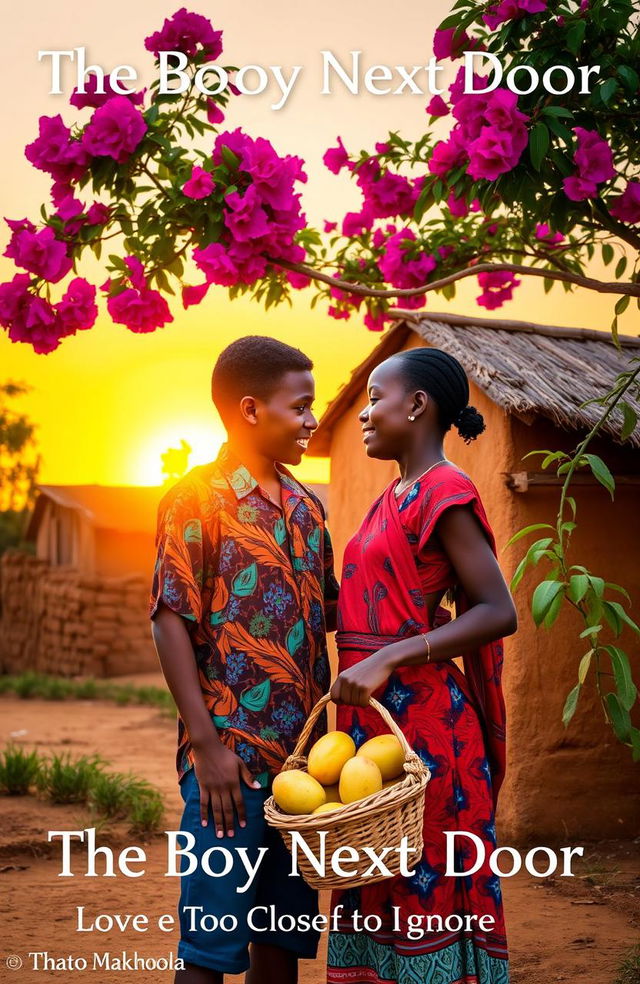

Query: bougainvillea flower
[323,136,350,175]
[562,175,598,201]
[5,225,73,283]
[572,128,616,184]
[0,276,63,353]
[286,270,312,289]
[433,27,471,59]
[82,97,147,164]
[467,125,527,181]
[182,165,215,199]
[86,202,111,226]
[145,8,223,58]
[477,270,520,309]
[224,186,271,241]
[484,0,546,30]
[193,243,241,286]
[25,115,89,182]
[56,278,98,334]
[70,73,144,110]
[206,100,225,125]
[108,287,173,333]
[535,223,565,246]
[182,282,210,308]
[609,181,640,225]
[426,95,449,117]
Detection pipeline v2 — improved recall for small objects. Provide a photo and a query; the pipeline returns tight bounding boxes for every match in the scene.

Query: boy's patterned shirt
[150,444,339,785]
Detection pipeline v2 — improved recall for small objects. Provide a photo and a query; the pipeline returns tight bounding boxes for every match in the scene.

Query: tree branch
[273,259,640,299]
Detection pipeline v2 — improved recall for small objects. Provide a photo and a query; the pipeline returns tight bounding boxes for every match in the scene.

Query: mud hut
[309,310,640,843]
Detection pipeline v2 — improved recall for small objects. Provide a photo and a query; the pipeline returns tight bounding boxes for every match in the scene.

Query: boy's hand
[192,740,261,838]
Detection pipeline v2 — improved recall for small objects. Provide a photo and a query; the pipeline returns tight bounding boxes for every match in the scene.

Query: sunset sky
[0,1,633,489]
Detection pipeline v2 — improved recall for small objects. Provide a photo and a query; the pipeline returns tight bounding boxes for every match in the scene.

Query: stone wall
[0,550,158,677]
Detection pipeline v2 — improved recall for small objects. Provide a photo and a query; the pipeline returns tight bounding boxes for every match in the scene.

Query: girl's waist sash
[336,630,409,652]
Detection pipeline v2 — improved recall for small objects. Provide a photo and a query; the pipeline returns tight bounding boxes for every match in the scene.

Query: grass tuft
[0,744,41,795]
[614,945,640,984]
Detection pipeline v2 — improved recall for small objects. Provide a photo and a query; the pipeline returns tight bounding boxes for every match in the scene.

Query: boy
[150,336,338,984]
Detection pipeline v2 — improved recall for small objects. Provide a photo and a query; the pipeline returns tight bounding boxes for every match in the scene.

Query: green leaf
[231,563,258,597]
[605,692,631,742]
[615,294,630,317]
[617,65,640,92]
[599,78,618,106]
[620,402,637,441]
[583,454,615,498]
[566,20,586,53]
[529,123,550,171]
[506,523,554,547]
[579,624,602,638]
[606,601,640,637]
[542,105,574,119]
[603,646,637,711]
[239,679,272,712]
[615,256,628,280]
[221,145,240,170]
[543,590,564,628]
[286,619,306,655]
[567,574,589,605]
[562,683,581,727]
[578,650,593,685]
[601,243,614,266]
[603,600,623,636]
[587,574,605,598]
[531,580,565,627]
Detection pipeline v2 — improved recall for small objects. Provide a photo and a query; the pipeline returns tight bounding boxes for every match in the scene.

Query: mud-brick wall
[0,550,158,677]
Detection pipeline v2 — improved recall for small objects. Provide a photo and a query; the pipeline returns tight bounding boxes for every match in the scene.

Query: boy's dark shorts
[177,768,320,974]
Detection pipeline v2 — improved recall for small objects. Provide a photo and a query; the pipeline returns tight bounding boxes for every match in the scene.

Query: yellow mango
[308,731,356,785]
[312,801,344,814]
[272,770,326,815]
[356,734,405,780]
[322,783,341,802]
[339,756,382,804]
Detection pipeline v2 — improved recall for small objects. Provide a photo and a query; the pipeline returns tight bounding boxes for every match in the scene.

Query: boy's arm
[152,602,260,837]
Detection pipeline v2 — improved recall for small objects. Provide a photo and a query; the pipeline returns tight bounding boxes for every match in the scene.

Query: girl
[327,348,517,984]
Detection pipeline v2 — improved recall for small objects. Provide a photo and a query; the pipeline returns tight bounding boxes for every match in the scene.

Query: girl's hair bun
[455,405,485,444]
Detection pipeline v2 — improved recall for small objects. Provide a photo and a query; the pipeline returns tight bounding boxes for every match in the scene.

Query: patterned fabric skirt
[326,652,509,984]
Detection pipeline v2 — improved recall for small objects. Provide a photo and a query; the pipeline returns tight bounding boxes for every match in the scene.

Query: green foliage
[36,753,104,804]
[509,360,640,759]
[0,672,175,714]
[0,383,40,550]
[613,944,640,984]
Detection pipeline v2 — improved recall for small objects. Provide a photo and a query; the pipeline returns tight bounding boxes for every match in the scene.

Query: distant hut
[26,484,162,577]
[309,311,640,843]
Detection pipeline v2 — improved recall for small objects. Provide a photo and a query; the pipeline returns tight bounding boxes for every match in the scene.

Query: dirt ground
[1,680,638,984]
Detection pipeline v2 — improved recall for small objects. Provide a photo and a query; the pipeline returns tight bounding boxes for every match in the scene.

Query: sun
[132,422,227,486]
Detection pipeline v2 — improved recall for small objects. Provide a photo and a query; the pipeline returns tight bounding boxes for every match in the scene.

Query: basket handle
[290,692,416,762]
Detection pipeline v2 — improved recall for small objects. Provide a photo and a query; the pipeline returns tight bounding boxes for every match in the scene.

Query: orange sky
[0,1,633,488]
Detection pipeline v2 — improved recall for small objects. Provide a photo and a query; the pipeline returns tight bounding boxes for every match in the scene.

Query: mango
[308,731,356,785]
[356,734,405,781]
[272,770,326,815]
[322,782,341,802]
[339,756,382,804]
[312,801,344,814]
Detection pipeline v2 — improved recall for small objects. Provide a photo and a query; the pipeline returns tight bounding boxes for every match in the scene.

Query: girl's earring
[408,415,416,421]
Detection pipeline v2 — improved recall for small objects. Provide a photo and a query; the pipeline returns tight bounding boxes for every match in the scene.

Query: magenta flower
[5,225,72,283]
[82,97,147,164]
[573,128,615,184]
[341,211,373,237]
[286,270,312,289]
[433,27,471,60]
[206,100,225,125]
[364,310,386,332]
[56,278,98,334]
[447,193,470,218]
[145,8,223,58]
[0,275,64,354]
[194,243,241,287]
[484,0,546,30]
[323,220,337,233]
[356,164,420,221]
[108,287,173,333]
[323,137,350,175]
[378,228,437,289]
[609,181,640,225]
[86,202,110,225]
[428,134,466,177]
[224,186,270,241]
[535,223,565,246]
[426,95,449,117]
[25,115,89,182]
[562,176,598,201]
[70,73,144,110]
[477,270,520,309]
[467,126,527,181]
[181,282,210,308]
[375,142,391,154]
[182,165,215,199]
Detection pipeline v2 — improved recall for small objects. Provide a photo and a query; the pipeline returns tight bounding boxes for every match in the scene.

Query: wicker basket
[263,692,430,890]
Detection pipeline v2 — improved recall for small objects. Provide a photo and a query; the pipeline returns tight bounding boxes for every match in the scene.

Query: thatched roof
[309,311,640,455]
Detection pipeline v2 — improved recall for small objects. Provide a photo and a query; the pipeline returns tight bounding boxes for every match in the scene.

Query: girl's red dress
[327,462,509,984]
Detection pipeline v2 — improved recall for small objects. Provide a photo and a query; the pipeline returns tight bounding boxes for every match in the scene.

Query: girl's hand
[330,649,393,707]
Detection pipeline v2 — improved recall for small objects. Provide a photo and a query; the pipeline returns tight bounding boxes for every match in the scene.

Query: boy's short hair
[211,336,313,422]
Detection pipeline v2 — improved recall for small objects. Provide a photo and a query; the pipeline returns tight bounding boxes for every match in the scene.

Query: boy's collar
[216,443,304,502]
